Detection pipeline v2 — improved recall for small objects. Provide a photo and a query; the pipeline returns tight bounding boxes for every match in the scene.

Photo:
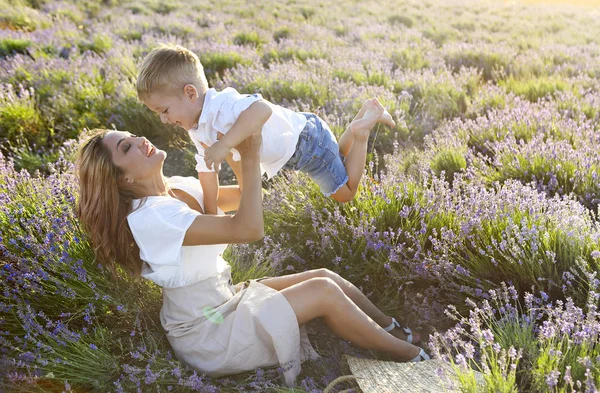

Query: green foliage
[388,14,414,27]
[146,0,179,15]
[466,88,506,118]
[0,3,41,31]
[151,22,193,39]
[273,27,292,42]
[299,6,315,20]
[116,29,143,41]
[225,246,276,284]
[391,48,430,71]
[556,97,598,120]
[394,77,472,138]
[50,6,84,24]
[500,76,568,102]
[78,34,113,54]
[11,142,62,172]
[423,26,455,46]
[243,78,330,108]
[126,2,150,15]
[0,90,45,149]
[430,147,467,184]
[0,166,168,389]
[113,95,186,149]
[529,327,600,391]
[233,31,264,47]
[333,25,348,37]
[262,47,325,65]
[332,69,367,85]
[0,38,31,57]
[452,21,476,32]
[200,52,251,82]
[444,50,508,82]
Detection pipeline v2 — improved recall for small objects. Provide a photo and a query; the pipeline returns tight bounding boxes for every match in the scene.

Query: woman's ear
[183,84,198,101]
[125,177,134,184]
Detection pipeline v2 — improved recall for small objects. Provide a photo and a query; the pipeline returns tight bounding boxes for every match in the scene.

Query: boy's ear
[183,84,198,101]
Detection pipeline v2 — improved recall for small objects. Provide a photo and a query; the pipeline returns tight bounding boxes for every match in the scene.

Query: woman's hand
[183,129,264,246]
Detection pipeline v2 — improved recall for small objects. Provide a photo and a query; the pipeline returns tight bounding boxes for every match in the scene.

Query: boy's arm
[199,171,219,215]
[203,100,273,171]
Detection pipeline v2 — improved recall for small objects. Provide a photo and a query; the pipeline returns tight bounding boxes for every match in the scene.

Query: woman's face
[103,131,166,184]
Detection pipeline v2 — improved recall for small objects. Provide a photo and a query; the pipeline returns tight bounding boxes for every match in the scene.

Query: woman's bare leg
[280,276,420,361]
[259,268,412,341]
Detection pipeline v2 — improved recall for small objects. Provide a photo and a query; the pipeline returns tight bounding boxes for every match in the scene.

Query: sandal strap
[404,328,414,344]
[384,318,414,344]
[383,317,399,332]
[410,348,431,362]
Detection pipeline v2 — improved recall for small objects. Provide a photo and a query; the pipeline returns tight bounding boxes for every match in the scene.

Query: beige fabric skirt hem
[159,265,320,387]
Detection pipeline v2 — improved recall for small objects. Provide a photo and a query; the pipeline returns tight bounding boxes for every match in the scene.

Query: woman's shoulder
[129,196,185,219]
[127,194,201,240]
[168,176,201,189]
[167,176,205,211]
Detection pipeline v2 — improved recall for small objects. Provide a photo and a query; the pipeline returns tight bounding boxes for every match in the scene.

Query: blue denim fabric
[283,113,348,196]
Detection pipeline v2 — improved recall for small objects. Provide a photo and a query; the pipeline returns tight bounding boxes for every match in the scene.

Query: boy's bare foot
[351,99,371,122]
[351,98,395,141]
[380,107,395,128]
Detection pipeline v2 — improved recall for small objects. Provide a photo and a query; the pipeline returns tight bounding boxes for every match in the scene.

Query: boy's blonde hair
[136,44,208,101]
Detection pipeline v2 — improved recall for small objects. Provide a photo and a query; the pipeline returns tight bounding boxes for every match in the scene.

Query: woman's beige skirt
[160,264,320,387]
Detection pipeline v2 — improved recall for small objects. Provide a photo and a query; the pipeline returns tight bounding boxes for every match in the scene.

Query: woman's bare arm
[215,151,243,212]
[217,185,241,213]
[182,131,264,245]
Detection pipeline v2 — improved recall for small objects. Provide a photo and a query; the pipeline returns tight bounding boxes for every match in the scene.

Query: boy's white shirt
[188,87,307,179]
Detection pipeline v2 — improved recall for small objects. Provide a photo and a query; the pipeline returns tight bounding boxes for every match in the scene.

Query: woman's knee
[314,268,348,288]
[281,277,344,325]
[312,267,340,280]
[307,276,344,300]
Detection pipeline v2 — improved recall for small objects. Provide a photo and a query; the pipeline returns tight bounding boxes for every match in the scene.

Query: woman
[76,125,429,388]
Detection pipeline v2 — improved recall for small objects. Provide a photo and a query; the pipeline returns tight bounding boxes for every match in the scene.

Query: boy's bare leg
[338,99,371,156]
[338,99,395,157]
[331,99,394,203]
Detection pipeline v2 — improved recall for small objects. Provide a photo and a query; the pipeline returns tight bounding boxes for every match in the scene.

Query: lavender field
[2,0,600,391]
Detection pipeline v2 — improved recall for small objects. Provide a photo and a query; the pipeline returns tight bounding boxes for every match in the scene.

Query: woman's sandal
[410,348,431,362]
[383,317,421,345]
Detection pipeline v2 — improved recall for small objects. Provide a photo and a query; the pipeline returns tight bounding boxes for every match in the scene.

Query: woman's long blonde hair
[76,129,143,277]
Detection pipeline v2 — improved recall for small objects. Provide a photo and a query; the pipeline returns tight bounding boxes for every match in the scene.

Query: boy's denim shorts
[282,113,348,196]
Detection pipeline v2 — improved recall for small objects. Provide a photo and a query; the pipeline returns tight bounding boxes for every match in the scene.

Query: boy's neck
[193,90,207,127]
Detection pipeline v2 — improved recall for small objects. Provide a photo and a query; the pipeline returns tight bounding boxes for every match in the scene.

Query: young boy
[136,44,395,214]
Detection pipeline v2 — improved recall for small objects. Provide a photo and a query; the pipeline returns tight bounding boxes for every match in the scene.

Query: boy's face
[143,85,202,131]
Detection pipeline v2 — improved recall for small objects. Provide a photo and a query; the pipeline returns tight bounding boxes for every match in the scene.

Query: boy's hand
[204,141,230,171]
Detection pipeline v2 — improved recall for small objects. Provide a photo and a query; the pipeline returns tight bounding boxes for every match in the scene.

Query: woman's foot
[387,343,430,363]
[383,316,421,345]
[410,348,431,362]
[350,98,396,142]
